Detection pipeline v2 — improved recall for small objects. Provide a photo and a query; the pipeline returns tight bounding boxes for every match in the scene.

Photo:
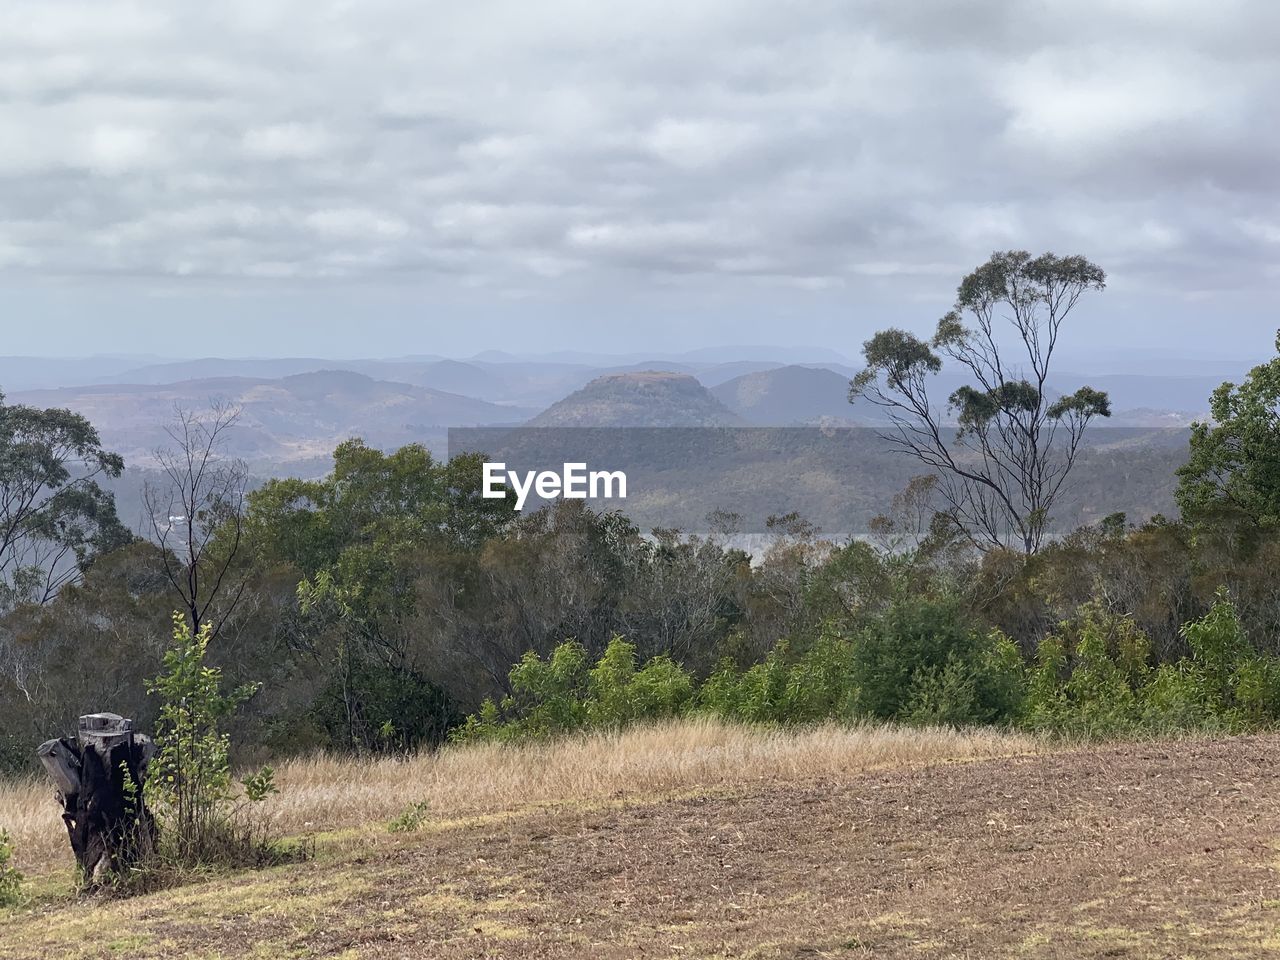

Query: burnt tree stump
[37,713,157,882]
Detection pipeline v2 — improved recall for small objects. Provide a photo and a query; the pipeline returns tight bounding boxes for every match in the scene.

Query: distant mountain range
[13,370,533,472]
[1,348,1233,477]
[1,349,1226,534]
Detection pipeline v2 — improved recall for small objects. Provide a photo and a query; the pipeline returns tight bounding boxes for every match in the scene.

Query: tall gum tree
[850,250,1110,554]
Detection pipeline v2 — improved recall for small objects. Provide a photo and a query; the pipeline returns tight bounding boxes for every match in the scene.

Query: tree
[850,250,1110,554]
[1176,330,1280,532]
[248,440,516,750]
[0,390,130,611]
[143,403,249,636]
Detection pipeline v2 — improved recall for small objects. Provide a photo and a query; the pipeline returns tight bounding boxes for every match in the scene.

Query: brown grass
[4,731,1279,958]
[0,717,1036,874]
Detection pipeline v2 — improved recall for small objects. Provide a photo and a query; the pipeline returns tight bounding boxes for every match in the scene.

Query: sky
[0,1,1278,362]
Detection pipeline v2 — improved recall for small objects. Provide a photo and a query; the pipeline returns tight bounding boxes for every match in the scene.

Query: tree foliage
[0,390,130,611]
[146,614,271,866]
[1177,329,1280,533]
[851,251,1109,553]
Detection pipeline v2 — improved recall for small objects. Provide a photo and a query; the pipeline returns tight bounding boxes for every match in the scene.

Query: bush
[453,636,696,742]
[387,800,431,833]
[1143,592,1280,732]
[848,598,1024,726]
[699,632,859,724]
[145,614,281,869]
[312,661,457,753]
[1025,593,1280,736]
[586,639,696,728]
[0,829,22,907]
[1024,602,1150,736]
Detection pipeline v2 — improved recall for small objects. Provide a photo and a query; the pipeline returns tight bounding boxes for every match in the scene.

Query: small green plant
[240,767,279,804]
[0,828,23,907]
[387,800,432,833]
[146,613,281,869]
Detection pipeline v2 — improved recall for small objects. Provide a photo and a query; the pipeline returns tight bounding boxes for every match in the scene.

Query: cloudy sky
[1,0,1277,362]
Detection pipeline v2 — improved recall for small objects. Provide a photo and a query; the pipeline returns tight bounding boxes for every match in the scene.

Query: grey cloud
[0,0,1276,354]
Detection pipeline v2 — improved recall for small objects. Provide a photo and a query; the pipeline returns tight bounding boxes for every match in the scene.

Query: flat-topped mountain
[527,371,746,427]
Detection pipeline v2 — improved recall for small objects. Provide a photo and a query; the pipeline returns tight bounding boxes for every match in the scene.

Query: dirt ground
[6,734,1280,959]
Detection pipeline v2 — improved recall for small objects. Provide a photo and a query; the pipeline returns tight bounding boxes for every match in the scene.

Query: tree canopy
[1176,329,1280,532]
[851,250,1110,554]
[0,390,130,611]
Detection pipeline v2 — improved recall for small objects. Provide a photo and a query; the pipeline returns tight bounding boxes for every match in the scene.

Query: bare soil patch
[5,734,1280,958]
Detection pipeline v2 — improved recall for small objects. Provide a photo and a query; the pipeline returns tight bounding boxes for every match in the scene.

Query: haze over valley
[2,347,1236,475]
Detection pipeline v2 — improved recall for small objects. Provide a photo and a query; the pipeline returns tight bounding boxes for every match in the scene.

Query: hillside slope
[3,730,1278,958]
[14,370,533,470]
[711,364,877,424]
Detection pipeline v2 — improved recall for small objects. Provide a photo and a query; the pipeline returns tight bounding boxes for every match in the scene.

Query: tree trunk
[37,713,157,884]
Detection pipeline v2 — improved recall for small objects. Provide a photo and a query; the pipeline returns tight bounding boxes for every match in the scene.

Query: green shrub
[450,697,508,743]
[586,639,696,728]
[387,800,431,833]
[312,660,457,752]
[699,602,1022,729]
[1024,602,1150,735]
[505,640,592,738]
[699,642,796,724]
[848,599,1024,726]
[1025,593,1280,736]
[0,829,22,907]
[453,636,696,742]
[1141,591,1280,732]
[699,632,859,724]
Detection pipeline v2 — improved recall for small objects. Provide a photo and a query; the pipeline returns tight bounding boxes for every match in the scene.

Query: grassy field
[3,720,1280,958]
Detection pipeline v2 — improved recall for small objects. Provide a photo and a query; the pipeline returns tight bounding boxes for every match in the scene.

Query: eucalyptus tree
[0,390,130,610]
[851,251,1110,554]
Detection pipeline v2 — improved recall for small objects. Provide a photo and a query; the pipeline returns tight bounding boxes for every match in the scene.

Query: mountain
[344,359,510,399]
[691,360,788,386]
[13,370,534,472]
[0,355,170,392]
[467,345,851,365]
[710,364,1214,429]
[103,357,341,384]
[527,371,746,427]
[711,365,876,425]
[1048,373,1216,415]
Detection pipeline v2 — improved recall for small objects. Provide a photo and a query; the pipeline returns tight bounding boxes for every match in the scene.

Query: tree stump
[37,713,157,882]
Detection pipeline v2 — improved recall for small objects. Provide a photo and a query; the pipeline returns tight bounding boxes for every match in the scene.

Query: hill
[711,364,876,425]
[527,371,746,427]
[13,370,533,471]
[711,364,1212,429]
[3,724,1277,958]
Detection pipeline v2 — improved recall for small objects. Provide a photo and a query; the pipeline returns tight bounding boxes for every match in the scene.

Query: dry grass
[0,776,62,874]
[0,717,1037,875]
[6,732,1280,958]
